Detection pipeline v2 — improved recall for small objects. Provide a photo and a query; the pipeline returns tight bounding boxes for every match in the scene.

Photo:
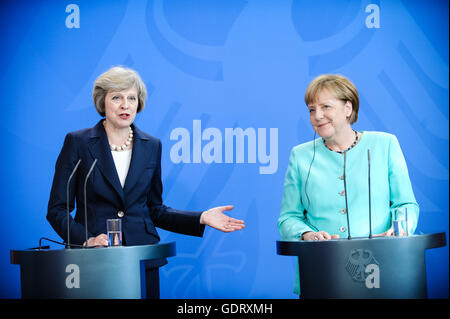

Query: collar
[89,119,149,141]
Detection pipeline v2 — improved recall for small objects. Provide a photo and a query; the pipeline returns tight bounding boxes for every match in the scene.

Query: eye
[308,108,315,113]
[112,96,120,100]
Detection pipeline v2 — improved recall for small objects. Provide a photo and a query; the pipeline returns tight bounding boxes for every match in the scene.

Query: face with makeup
[307,89,353,141]
[103,86,138,130]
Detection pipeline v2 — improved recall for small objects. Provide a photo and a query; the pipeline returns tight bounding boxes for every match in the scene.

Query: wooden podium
[10,242,176,299]
[277,233,446,298]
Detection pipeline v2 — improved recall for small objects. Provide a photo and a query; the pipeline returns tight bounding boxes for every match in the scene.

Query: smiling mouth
[318,123,330,128]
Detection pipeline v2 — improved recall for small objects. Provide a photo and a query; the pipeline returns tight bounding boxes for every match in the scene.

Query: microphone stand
[84,159,97,248]
[368,150,373,239]
[343,151,351,240]
[66,159,81,249]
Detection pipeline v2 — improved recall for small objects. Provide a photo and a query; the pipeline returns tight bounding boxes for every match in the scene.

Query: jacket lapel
[123,124,153,193]
[87,120,125,203]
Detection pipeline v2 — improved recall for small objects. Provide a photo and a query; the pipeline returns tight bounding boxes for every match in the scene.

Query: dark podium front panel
[277,233,446,299]
[11,242,176,299]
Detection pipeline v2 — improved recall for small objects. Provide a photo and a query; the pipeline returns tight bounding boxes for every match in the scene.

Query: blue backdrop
[0,0,448,298]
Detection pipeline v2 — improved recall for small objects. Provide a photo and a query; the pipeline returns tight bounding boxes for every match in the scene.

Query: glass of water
[393,208,409,237]
[106,219,122,246]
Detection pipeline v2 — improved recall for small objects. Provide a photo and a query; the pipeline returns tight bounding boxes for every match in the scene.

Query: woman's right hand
[83,234,109,247]
[302,231,339,241]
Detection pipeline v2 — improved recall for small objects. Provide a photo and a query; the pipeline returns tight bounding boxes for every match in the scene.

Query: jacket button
[340,208,347,214]
[117,211,124,218]
[339,175,344,180]
[340,226,347,233]
[339,190,346,196]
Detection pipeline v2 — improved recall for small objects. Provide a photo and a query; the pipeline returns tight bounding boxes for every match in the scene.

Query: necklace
[323,130,359,154]
[103,121,133,151]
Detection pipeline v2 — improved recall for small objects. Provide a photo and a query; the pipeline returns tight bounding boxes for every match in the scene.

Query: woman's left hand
[200,205,245,232]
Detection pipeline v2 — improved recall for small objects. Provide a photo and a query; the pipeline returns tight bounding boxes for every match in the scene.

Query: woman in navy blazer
[47,66,244,298]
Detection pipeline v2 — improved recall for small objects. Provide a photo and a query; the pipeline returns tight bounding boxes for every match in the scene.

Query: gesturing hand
[200,205,245,233]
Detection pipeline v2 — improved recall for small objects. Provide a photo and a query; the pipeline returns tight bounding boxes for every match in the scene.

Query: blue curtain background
[0,0,448,298]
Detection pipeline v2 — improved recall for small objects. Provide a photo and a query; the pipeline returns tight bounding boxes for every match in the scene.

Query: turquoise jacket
[278,131,419,294]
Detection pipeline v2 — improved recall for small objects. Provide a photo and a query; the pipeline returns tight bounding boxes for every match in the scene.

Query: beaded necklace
[103,121,134,151]
[323,130,359,154]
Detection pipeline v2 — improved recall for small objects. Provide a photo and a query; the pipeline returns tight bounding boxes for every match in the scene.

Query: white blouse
[111,149,132,188]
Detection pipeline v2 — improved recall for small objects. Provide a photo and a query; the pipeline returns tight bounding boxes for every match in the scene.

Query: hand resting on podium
[302,231,339,241]
[302,226,407,241]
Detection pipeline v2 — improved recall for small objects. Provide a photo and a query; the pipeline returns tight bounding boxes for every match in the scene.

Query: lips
[119,113,130,119]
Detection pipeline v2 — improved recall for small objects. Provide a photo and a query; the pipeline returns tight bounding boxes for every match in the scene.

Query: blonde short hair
[304,74,359,124]
[92,66,147,117]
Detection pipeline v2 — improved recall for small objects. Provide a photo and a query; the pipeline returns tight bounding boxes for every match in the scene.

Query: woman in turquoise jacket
[278,74,419,295]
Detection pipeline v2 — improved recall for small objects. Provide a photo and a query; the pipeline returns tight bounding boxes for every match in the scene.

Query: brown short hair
[304,74,359,124]
[92,66,147,117]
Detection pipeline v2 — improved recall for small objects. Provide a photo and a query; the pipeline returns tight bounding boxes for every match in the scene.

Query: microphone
[84,159,97,247]
[368,150,373,239]
[343,151,351,240]
[66,159,82,249]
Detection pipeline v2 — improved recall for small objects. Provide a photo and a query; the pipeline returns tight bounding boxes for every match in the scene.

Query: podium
[10,242,176,299]
[276,233,446,298]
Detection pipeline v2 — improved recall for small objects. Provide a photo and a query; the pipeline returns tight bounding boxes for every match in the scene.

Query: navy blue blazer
[47,120,205,266]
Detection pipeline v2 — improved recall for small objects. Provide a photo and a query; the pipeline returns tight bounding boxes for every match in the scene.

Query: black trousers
[145,268,160,299]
